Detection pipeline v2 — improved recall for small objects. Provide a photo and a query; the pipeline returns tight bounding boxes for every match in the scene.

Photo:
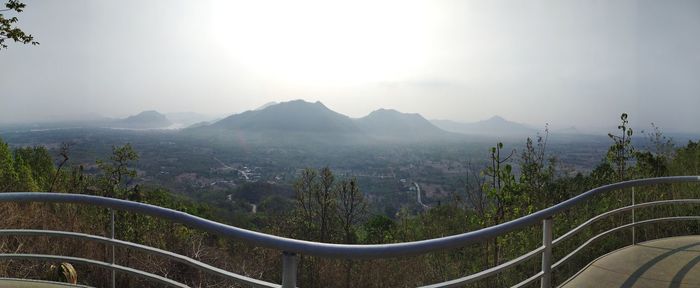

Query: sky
[1,0,699,132]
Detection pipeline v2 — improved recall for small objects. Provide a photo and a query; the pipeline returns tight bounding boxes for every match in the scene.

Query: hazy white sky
[1,0,699,132]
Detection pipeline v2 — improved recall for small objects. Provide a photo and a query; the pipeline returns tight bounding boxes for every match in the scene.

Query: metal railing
[0,176,699,288]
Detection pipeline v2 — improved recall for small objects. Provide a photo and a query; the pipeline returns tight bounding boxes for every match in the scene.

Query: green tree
[361,214,396,244]
[291,167,368,287]
[336,178,366,245]
[48,143,71,192]
[645,123,674,158]
[13,153,38,191]
[607,113,634,181]
[96,144,139,198]
[519,128,555,207]
[632,123,673,178]
[292,167,340,242]
[482,142,521,266]
[14,146,55,190]
[336,178,366,288]
[633,151,667,178]
[292,168,325,287]
[0,138,18,191]
[293,168,320,240]
[0,0,38,49]
[317,167,336,243]
[669,141,700,175]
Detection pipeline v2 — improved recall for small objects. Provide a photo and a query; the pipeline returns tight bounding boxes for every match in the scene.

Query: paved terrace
[0,278,88,287]
[563,236,700,288]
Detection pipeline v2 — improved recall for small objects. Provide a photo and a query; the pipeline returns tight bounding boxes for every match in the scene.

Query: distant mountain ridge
[0,110,176,130]
[210,100,360,133]
[187,100,458,144]
[112,110,173,129]
[166,112,220,128]
[431,116,536,136]
[356,109,449,140]
[255,102,278,111]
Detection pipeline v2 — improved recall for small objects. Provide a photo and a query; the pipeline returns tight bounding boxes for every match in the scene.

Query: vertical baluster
[632,187,636,245]
[281,251,298,288]
[111,209,116,288]
[541,217,553,288]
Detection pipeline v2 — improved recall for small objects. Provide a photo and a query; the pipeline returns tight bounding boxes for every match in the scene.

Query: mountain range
[0,111,177,130]
[111,110,173,129]
[356,109,450,140]
[184,100,556,146]
[3,100,544,141]
[431,116,537,136]
[186,100,460,144]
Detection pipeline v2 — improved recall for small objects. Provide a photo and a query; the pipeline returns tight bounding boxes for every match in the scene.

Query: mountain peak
[368,108,401,115]
[130,110,163,117]
[255,102,278,111]
[274,99,324,107]
[114,110,172,128]
[357,109,448,140]
[486,115,507,122]
[207,99,358,133]
[250,100,331,114]
[367,108,425,118]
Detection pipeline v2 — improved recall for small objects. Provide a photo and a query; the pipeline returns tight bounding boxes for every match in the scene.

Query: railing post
[281,251,298,288]
[110,208,116,288]
[541,217,553,288]
[632,187,636,245]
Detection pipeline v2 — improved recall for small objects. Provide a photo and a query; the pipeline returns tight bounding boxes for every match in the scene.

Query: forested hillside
[0,114,699,287]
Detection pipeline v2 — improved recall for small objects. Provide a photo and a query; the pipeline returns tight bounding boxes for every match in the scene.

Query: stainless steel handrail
[0,176,698,288]
[2,176,696,259]
[419,245,546,288]
[0,254,189,288]
[0,229,278,288]
[512,271,544,288]
[553,199,700,246]
[551,216,700,270]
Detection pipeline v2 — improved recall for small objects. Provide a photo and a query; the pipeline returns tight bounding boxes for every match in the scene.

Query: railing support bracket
[281,251,298,288]
[541,217,553,288]
[110,208,116,288]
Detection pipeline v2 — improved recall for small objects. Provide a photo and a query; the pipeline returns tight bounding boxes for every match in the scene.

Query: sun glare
[209,0,434,86]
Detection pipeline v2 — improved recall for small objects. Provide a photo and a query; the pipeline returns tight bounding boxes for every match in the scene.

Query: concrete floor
[562,235,700,288]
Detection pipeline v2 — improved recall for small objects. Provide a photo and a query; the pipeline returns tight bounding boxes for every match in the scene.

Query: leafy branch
[0,0,39,50]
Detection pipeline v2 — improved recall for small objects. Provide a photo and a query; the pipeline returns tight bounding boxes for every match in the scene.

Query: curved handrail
[553,199,700,246]
[419,245,546,288]
[0,254,189,288]
[419,200,700,287]
[512,271,544,288]
[3,176,697,259]
[552,216,700,269]
[0,229,279,288]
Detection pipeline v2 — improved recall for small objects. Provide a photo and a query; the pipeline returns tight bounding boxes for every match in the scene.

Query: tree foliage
[291,167,369,287]
[1,112,700,287]
[607,113,635,181]
[96,143,139,198]
[0,138,226,286]
[0,0,38,50]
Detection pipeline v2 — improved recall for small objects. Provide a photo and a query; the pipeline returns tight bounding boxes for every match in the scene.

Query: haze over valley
[3,1,700,287]
[2,98,684,216]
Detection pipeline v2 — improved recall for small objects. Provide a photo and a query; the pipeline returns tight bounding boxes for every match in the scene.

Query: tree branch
[501,149,516,163]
